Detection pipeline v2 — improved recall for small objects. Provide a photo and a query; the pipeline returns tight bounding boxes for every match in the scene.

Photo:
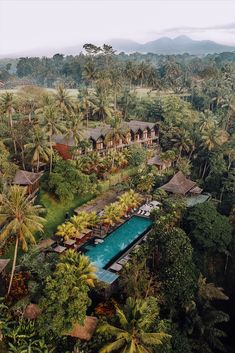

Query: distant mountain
[1,35,235,58]
[110,35,235,55]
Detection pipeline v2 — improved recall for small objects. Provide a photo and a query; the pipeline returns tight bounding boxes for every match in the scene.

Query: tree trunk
[7,236,19,295]
[49,135,53,173]
[114,93,117,111]
[37,155,40,173]
[21,148,26,170]
[201,160,208,179]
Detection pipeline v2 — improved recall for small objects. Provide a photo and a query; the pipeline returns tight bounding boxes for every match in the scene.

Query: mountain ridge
[1,36,235,58]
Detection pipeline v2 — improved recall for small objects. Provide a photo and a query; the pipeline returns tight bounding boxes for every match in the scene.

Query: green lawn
[0,191,95,265]
[38,191,95,239]
[0,165,138,265]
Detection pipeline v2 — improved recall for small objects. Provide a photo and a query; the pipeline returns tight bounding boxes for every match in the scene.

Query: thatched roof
[37,238,56,251]
[0,259,10,274]
[189,186,203,194]
[13,170,42,186]
[23,303,41,320]
[66,316,98,340]
[148,155,164,166]
[160,171,196,195]
[53,120,158,146]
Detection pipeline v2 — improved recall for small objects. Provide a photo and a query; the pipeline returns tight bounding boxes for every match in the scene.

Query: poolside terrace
[39,196,158,285]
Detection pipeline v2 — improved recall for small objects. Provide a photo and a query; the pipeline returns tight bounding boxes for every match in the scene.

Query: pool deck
[84,215,152,269]
[74,189,123,214]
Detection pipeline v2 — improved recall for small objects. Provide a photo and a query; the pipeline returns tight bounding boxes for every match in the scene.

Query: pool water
[84,216,152,268]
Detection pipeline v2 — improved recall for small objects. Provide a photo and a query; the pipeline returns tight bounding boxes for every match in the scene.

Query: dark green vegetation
[0,46,235,352]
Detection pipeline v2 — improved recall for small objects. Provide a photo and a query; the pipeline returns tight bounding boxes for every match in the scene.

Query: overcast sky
[1,0,235,56]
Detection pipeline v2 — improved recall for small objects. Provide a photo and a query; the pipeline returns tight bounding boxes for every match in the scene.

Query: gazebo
[147,155,172,171]
[13,170,43,194]
[66,316,98,341]
[160,171,202,196]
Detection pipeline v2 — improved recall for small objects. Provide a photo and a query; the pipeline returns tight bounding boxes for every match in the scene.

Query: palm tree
[83,59,97,87]
[64,114,84,151]
[0,92,15,128]
[125,61,138,90]
[24,125,51,171]
[118,190,142,214]
[38,105,66,172]
[109,67,122,110]
[56,222,78,240]
[171,129,194,159]
[102,203,123,229]
[59,249,97,287]
[0,92,17,152]
[77,87,94,127]
[92,90,113,122]
[104,114,128,150]
[137,61,150,88]
[54,85,73,119]
[0,186,45,295]
[98,297,170,353]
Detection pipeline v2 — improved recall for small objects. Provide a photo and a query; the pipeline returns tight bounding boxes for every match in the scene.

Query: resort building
[53,120,159,159]
[160,171,203,196]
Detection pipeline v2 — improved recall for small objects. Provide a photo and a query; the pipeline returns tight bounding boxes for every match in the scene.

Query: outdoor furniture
[145,212,150,217]
[94,238,104,244]
[117,257,129,265]
[149,200,161,207]
[83,229,92,236]
[64,239,76,248]
[53,245,66,254]
[109,263,123,272]
[37,238,56,251]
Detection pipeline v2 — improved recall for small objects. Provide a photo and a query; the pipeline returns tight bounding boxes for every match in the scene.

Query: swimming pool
[84,216,152,269]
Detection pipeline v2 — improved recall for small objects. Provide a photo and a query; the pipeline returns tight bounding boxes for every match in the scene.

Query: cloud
[148,22,235,37]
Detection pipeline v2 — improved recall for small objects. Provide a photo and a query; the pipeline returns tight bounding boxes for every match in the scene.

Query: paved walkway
[74,189,121,214]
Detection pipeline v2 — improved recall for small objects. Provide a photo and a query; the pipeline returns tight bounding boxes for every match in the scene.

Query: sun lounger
[53,245,66,254]
[117,257,129,265]
[94,238,104,244]
[109,263,123,272]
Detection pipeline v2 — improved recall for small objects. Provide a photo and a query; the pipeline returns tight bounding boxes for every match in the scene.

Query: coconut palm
[59,249,97,287]
[109,67,123,110]
[118,190,142,214]
[0,92,15,128]
[137,61,150,87]
[92,89,113,122]
[198,274,228,302]
[0,186,45,295]
[0,92,17,152]
[70,211,98,234]
[102,203,123,228]
[105,114,129,150]
[56,222,78,240]
[77,87,94,127]
[64,114,84,150]
[38,104,66,172]
[98,297,170,353]
[54,84,74,119]
[24,125,51,171]
[83,59,97,86]
[125,61,138,89]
